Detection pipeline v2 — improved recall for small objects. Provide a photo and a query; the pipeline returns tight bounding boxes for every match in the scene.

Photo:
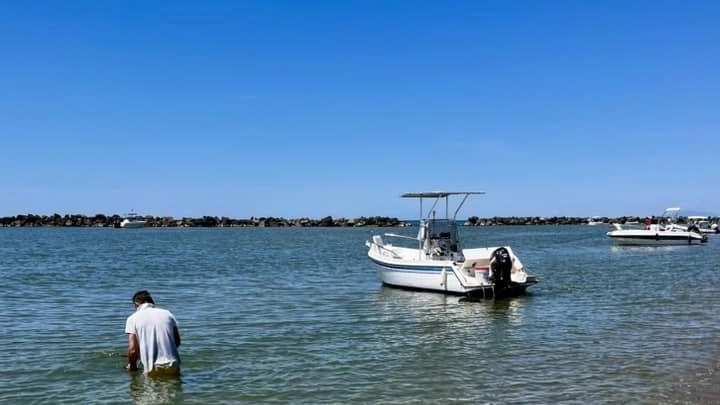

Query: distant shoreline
[2,214,716,228]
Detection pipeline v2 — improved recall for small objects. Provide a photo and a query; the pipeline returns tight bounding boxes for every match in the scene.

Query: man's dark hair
[132,290,155,305]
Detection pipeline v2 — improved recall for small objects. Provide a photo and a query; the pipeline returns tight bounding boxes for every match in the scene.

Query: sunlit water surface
[1,226,719,404]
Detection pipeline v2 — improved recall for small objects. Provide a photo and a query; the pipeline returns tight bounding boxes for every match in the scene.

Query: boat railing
[449,265,470,286]
[615,222,648,230]
[383,232,423,251]
[384,233,418,241]
[369,235,401,259]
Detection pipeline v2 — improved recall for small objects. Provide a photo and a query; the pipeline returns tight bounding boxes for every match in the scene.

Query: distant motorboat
[587,216,606,226]
[120,212,147,228]
[606,208,707,245]
[686,216,719,235]
[366,191,537,299]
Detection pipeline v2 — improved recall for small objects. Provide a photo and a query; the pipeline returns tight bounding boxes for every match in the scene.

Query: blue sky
[1,1,718,219]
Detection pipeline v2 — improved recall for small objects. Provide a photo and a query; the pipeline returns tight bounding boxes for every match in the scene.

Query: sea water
[0,226,718,404]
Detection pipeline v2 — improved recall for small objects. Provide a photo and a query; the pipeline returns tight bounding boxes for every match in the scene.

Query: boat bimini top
[397,191,486,261]
[401,191,486,220]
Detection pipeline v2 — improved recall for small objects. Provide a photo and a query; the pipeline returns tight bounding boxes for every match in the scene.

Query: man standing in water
[125,290,181,375]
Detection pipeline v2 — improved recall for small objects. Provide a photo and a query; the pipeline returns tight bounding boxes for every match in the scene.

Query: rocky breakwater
[4,214,715,228]
[0,214,404,228]
[466,216,600,226]
[464,215,719,226]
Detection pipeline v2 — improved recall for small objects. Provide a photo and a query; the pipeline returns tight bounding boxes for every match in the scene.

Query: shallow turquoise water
[0,226,719,404]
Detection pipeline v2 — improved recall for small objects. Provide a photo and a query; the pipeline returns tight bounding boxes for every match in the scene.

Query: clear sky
[1,1,718,220]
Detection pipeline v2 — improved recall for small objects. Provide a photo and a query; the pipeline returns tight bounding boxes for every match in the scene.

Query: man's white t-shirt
[125,303,180,373]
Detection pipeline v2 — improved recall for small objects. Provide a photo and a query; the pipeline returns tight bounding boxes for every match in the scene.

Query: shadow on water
[129,373,183,405]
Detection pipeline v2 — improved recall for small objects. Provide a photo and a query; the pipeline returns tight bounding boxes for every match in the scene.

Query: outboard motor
[490,247,513,290]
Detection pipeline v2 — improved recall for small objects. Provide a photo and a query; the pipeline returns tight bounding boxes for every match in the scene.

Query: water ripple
[0,227,718,404]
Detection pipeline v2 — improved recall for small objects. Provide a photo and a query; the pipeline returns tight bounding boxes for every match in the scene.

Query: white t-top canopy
[401,191,485,198]
[400,191,486,220]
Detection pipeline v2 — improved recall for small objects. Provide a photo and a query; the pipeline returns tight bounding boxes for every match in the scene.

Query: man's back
[125,303,181,374]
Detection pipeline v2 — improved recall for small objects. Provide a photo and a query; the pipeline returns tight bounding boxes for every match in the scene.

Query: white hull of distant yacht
[607,208,708,245]
[120,212,146,228]
[606,231,706,245]
[587,217,605,226]
[607,225,706,245]
[686,216,719,235]
[120,219,146,228]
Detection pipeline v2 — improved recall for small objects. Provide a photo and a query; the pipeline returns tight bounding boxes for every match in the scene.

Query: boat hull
[368,250,536,297]
[370,257,469,294]
[120,220,146,228]
[607,231,706,245]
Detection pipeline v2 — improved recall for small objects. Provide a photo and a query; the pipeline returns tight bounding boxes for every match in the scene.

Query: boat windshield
[424,219,457,238]
[422,218,460,257]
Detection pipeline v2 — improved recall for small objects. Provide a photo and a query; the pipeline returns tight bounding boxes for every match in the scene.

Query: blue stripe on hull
[369,257,448,274]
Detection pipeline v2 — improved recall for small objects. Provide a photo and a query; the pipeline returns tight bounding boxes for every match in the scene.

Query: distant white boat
[587,216,605,226]
[366,191,537,299]
[120,212,146,228]
[686,216,719,235]
[606,208,707,245]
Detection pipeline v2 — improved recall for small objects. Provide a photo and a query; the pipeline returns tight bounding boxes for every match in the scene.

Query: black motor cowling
[490,247,513,289]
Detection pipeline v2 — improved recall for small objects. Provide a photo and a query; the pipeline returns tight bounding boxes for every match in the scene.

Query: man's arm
[126,333,139,371]
[173,326,181,348]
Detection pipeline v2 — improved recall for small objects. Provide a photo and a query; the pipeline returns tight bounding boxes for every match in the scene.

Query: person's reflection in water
[129,373,183,405]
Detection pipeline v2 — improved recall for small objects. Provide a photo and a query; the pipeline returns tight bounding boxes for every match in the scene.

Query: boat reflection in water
[372,286,531,329]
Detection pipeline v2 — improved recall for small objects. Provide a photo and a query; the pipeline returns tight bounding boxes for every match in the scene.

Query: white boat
[120,212,147,228]
[587,216,605,226]
[606,208,707,245]
[365,191,537,299]
[687,216,719,235]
